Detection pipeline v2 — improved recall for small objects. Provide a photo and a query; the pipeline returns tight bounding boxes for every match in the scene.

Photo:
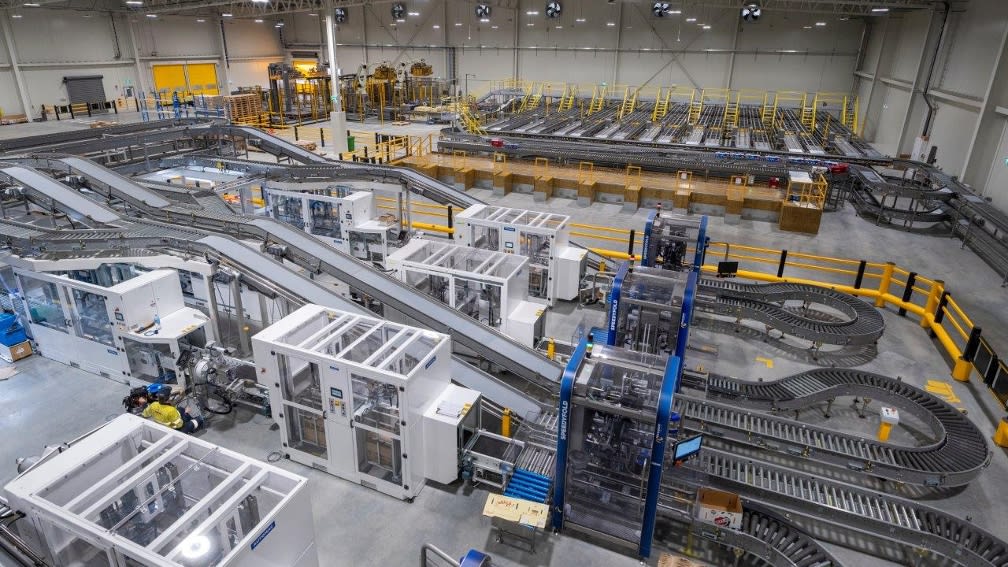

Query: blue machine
[606,263,697,359]
[640,211,707,272]
[0,313,28,346]
[552,333,686,559]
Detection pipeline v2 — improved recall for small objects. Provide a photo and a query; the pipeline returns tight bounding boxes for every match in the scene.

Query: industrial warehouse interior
[2,0,1008,566]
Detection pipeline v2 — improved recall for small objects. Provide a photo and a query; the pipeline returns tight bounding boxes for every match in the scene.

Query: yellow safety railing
[700,241,1000,407]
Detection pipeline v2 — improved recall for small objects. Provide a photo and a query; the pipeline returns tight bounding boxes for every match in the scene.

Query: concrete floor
[2,116,1008,566]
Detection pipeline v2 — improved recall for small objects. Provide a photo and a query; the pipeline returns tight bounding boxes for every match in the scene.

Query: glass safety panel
[19,275,68,333]
[284,403,327,459]
[355,427,403,486]
[528,265,549,300]
[471,225,499,250]
[351,373,400,435]
[519,231,551,265]
[269,193,305,229]
[276,355,323,410]
[122,339,178,384]
[308,199,341,238]
[71,289,114,347]
[454,277,502,328]
[348,230,385,263]
[39,519,112,567]
[405,270,449,305]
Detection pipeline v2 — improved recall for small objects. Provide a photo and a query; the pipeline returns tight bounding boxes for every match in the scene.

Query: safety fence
[701,241,1008,411]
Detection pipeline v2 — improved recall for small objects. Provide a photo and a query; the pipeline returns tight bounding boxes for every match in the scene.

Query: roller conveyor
[699,502,840,567]
[692,447,1007,567]
[1,166,123,225]
[696,279,885,346]
[675,366,992,486]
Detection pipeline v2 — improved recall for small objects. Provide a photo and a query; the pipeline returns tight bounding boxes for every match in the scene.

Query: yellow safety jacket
[142,401,183,429]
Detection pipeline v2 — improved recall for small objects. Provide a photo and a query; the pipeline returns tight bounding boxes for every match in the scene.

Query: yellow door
[152,64,187,99]
[186,63,219,95]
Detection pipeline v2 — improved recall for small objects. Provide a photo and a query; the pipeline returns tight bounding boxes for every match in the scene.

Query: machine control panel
[329,387,346,417]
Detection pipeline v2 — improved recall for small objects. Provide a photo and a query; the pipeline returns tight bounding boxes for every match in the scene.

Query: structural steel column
[895,9,940,154]
[726,18,740,89]
[611,3,622,86]
[326,5,349,154]
[217,19,231,94]
[127,18,148,97]
[1,11,34,119]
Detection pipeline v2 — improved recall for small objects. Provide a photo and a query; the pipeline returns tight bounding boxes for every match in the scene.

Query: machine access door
[322,365,358,482]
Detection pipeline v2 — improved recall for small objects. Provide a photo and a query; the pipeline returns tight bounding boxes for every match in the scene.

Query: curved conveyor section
[728,502,840,567]
[699,369,991,487]
[697,279,885,346]
[696,447,1007,567]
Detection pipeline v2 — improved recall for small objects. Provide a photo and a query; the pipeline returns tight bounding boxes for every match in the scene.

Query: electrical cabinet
[3,414,317,567]
[422,384,481,484]
[252,305,456,500]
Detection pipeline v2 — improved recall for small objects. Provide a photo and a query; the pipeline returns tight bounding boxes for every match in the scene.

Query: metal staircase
[651,88,671,122]
[618,87,638,120]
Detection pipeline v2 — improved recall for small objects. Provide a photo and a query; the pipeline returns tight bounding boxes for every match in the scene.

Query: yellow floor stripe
[925,379,961,404]
[755,356,774,369]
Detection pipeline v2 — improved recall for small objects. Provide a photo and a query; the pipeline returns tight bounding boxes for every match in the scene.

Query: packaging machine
[606,264,697,357]
[252,305,479,500]
[2,414,317,567]
[12,266,213,389]
[640,211,707,272]
[386,238,545,347]
[454,204,586,304]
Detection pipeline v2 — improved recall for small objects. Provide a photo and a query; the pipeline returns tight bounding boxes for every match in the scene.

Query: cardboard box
[697,488,742,530]
[0,340,32,363]
[657,554,708,567]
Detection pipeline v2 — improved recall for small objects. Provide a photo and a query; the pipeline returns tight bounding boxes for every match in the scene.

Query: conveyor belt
[700,502,840,567]
[697,368,991,487]
[697,279,885,346]
[1,166,123,225]
[693,447,1007,567]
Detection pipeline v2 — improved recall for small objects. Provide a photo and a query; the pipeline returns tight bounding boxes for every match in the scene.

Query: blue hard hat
[146,383,168,396]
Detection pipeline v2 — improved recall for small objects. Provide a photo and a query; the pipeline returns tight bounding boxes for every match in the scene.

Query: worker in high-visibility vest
[141,384,204,434]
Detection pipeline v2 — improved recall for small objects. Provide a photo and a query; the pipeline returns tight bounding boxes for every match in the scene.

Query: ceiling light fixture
[575,17,585,22]
[11,13,21,18]
[815,21,826,26]
[125,1,142,5]
[491,25,498,28]
[145,13,156,18]
[606,21,615,26]
[526,11,538,15]
[23,2,40,6]
[254,18,263,23]
[686,17,696,22]
[433,24,440,29]
[196,18,205,22]
[871,7,889,12]
[702,24,711,29]
[308,13,317,17]
[479,17,489,23]
[221,12,232,17]
[408,11,419,16]
[251,0,268,3]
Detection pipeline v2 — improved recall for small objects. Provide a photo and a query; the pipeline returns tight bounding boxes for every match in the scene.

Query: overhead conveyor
[0,166,124,226]
[9,156,563,411]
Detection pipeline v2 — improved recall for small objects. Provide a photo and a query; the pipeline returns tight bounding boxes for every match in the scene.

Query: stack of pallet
[224,93,263,124]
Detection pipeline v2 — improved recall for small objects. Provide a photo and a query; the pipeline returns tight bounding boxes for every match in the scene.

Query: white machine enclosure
[261,186,405,266]
[386,238,546,347]
[2,414,317,567]
[252,305,454,500]
[422,384,482,484]
[13,266,213,388]
[453,204,586,304]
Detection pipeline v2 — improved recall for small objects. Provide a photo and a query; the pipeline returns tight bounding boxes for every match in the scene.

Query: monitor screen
[673,434,703,461]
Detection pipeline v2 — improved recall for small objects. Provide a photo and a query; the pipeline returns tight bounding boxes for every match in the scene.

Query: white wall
[858,0,1008,216]
[0,8,287,116]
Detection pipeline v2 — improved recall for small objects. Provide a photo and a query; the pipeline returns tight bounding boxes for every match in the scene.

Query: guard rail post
[319,128,325,147]
[920,280,943,329]
[897,272,917,316]
[294,126,299,141]
[777,250,788,278]
[627,229,635,258]
[953,326,981,382]
[931,291,949,338]
[501,409,512,438]
[853,260,867,289]
[875,262,895,308]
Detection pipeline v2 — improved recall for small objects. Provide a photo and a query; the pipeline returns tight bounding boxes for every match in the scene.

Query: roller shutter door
[186,63,219,95]
[64,76,107,113]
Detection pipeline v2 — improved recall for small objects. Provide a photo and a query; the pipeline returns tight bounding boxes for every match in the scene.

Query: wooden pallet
[224,93,263,123]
